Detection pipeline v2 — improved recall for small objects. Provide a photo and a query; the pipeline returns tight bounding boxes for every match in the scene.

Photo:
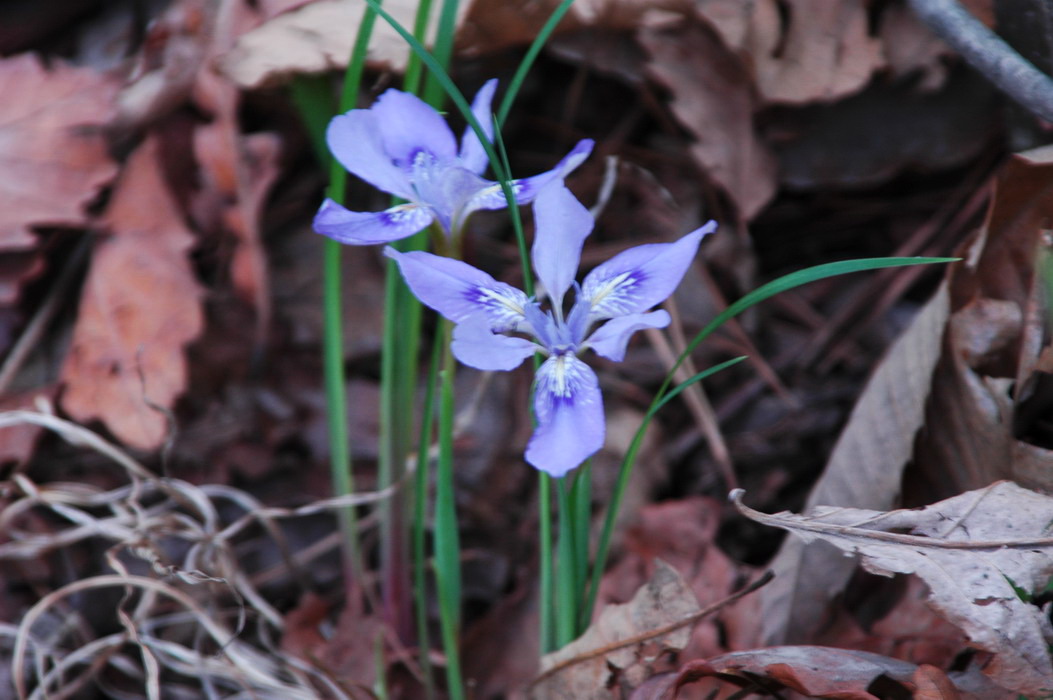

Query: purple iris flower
[313,80,595,244]
[385,183,715,477]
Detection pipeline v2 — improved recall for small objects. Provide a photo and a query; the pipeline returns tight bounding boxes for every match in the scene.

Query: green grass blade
[496,0,576,128]
[423,0,461,107]
[402,0,434,95]
[570,461,591,635]
[652,357,748,414]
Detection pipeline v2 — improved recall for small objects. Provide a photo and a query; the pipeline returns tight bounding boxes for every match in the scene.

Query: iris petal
[371,88,458,169]
[587,310,670,362]
[526,355,604,477]
[325,111,413,200]
[464,139,595,214]
[531,183,593,308]
[459,79,498,175]
[581,222,715,320]
[313,199,435,245]
[452,314,536,370]
[384,248,530,330]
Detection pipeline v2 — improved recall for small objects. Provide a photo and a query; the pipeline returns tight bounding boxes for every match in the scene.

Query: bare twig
[908,0,1053,122]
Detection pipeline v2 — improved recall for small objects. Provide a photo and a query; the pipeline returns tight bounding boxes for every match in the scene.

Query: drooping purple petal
[370,88,458,169]
[586,310,670,362]
[580,222,715,320]
[384,248,530,330]
[314,199,435,245]
[451,313,536,371]
[326,111,413,200]
[526,354,604,478]
[531,183,593,308]
[459,79,498,175]
[463,139,595,213]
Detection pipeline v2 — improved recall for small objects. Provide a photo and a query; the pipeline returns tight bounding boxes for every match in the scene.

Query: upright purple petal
[459,79,498,175]
[451,313,536,371]
[371,88,458,169]
[463,139,595,213]
[526,355,604,478]
[586,310,670,362]
[326,111,413,200]
[531,183,593,308]
[384,248,530,330]
[314,199,435,245]
[580,222,715,320]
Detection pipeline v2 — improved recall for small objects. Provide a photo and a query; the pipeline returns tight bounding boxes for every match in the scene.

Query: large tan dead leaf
[0,54,117,250]
[61,138,204,450]
[760,283,950,645]
[736,481,1053,696]
[532,559,700,699]
[747,0,884,104]
[642,19,777,220]
[217,0,470,89]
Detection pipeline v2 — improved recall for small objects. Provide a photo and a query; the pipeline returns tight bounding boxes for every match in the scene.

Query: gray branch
[908,0,1053,122]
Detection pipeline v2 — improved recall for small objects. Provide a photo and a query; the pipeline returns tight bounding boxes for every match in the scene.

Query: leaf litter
[2,0,1053,697]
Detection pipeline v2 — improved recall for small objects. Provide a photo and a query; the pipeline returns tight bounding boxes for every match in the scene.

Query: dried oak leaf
[0,54,117,250]
[217,0,470,89]
[735,481,1053,696]
[61,137,204,450]
[532,559,700,699]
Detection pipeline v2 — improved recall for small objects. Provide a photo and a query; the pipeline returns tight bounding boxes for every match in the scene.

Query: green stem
[570,460,591,634]
[434,319,464,700]
[555,477,577,648]
[412,327,444,699]
[538,473,554,654]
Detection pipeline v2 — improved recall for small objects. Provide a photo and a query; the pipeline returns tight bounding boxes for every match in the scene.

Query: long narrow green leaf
[582,256,960,624]
[496,0,576,128]
[652,357,748,414]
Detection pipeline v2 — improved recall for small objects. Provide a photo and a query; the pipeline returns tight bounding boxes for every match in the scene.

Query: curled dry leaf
[217,0,470,90]
[760,284,950,645]
[0,54,117,251]
[532,559,699,699]
[60,137,204,450]
[734,481,1053,696]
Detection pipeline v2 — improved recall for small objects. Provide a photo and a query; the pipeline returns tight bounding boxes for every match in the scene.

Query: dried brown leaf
[749,0,884,104]
[217,0,469,89]
[533,559,700,699]
[673,646,984,699]
[736,481,1053,695]
[0,54,117,251]
[915,147,1053,494]
[760,282,950,645]
[642,19,777,219]
[61,138,204,450]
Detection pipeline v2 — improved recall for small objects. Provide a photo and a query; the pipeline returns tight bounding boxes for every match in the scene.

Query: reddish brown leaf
[0,54,117,251]
[675,647,992,699]
[61,137,204,450]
